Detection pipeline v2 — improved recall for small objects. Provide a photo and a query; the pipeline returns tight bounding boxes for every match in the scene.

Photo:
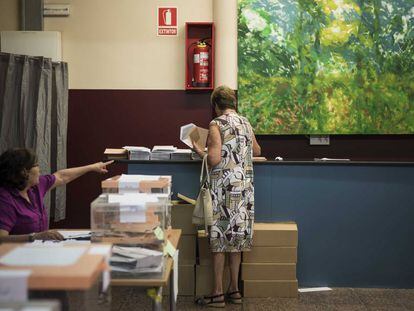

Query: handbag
[192,155,214,233]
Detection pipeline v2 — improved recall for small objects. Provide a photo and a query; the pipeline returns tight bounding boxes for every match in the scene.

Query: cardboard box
[171,203,197,235]
[253,223,298,247]
[197,230,232,266]
[164,264,195,296]
[195,265,230,296]
[243,246,297,263]
[177,235,196,264]
[101,175,171,193]
[197,234,211,265]
[243,280,298,298]
[241,263,296,280]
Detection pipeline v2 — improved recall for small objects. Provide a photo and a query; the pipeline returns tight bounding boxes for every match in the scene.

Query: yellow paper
[164,240,176,257]
[154,226,164,240]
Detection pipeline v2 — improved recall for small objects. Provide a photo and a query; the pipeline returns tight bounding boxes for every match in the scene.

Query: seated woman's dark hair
[0,148,38,190]
[211,85,237,111]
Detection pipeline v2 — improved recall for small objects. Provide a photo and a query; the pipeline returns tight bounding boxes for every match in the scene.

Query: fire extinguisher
[192,41,210,87]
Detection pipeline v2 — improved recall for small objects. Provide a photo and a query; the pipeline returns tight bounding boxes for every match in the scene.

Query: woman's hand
[33,230,64,241]
[191,139,203,154]
[90,160,114,174]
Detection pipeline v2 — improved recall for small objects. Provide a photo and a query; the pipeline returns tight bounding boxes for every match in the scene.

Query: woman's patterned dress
[209,112,255,252]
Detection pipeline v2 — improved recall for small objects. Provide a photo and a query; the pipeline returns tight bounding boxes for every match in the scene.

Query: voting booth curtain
[0,52,68,222]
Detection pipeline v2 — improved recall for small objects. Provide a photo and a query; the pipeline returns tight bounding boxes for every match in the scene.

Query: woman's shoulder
[210,116,227,126]
[34,174,56,196]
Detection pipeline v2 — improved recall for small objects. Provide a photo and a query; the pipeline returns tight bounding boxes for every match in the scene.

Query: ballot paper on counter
[180,123,208,149]
[170,149,193,160]
[151,146,177,160]
[123,146,151,160]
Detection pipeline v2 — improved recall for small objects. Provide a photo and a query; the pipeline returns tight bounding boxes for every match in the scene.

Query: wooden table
[0,243,109,311]
[111,229,182,311]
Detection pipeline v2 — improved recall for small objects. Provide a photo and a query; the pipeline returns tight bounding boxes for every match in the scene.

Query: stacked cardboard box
[170,201,197,296]
[242,222,298,298]
[196,230,230,296]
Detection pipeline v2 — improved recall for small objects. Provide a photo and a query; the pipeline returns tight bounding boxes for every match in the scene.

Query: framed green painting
[238,0,414,134]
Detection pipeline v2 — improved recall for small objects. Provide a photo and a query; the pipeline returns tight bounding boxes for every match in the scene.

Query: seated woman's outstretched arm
[52,160,113,189]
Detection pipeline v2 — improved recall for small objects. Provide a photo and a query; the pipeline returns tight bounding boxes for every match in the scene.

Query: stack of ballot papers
[170,149,192,160]
[123,146,151,160]
[150,145,177,160]
[110,246,164,273]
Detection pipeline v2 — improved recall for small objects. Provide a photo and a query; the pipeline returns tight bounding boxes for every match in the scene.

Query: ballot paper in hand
[180,123,208,149]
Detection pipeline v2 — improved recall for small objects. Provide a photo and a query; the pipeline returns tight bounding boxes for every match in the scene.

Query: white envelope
[180,123,208,149]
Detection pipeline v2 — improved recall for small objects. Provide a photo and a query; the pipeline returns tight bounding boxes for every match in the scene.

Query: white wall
[44,0,213,89]
[1,0,237,90]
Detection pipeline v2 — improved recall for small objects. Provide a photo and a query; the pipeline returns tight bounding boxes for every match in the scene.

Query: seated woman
[0,148,113,242]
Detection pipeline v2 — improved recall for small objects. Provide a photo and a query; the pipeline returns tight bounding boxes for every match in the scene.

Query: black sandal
[195,293,226,308]
[226,290,243,304]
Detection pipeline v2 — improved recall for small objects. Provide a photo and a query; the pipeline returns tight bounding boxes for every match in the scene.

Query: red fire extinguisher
[192,41,209,87]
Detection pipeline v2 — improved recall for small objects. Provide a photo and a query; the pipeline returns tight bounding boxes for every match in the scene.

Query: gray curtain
[0,52,68,223]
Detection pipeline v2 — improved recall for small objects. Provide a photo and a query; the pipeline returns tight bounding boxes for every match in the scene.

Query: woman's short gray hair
[211,85,237,110]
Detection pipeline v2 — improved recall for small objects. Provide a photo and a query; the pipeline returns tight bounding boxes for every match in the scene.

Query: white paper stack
[150,145,177,160]
[123,146,151,160]
[110,246,163,273]
[170,148,193,160]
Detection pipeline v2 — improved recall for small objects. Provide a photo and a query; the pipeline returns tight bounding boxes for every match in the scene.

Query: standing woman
[193,85,261,307]
[0,148,113,242]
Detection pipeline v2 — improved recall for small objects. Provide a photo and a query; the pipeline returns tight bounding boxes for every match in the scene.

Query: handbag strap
[200,154,210,183]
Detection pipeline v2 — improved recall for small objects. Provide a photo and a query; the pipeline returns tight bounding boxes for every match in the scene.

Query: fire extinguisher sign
[157,7,178,36]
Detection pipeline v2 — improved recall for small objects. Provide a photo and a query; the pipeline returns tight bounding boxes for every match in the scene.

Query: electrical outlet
[309,135,330,145]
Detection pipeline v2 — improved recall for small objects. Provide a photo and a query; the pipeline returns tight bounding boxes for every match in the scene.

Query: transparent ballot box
[91,193,168,246]
[101,174,171,194]
[91,193,169,278]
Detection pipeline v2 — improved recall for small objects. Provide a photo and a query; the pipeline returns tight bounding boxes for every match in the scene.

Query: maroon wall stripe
[52,89,414,228]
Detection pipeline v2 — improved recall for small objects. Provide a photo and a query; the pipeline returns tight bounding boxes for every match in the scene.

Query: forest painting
[238,0,414,134]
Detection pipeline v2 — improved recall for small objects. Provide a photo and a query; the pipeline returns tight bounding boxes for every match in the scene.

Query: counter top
[114,159,414,166]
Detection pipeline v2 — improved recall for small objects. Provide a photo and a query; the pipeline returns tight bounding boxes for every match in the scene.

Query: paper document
[180,123,208,149]
[152,145,177,152]
[0,270,31,302]
[299,287,332,293]
[58,230,91,240]
[28,240,90,246]
[110,246,164,271]
[0,246,87,266]
[119,206,147,223]
[107,193,159,204]
[118,174,161,193]
[123,146,151,152]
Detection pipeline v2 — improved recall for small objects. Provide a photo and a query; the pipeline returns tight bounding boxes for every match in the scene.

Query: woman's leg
[212,252,226,295]
[228,252,241,294]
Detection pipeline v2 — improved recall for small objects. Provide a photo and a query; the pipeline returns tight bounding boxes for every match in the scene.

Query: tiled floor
[111,287,414,310]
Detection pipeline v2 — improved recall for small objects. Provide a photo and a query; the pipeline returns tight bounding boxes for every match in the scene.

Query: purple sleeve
[38,174,57,198]
[0,194,17,232]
